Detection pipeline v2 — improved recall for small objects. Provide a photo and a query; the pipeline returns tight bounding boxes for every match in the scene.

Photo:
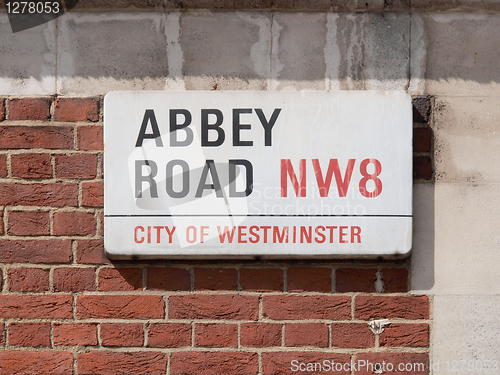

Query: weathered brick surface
[414,127,432,152]
[262,352,351,375]
[8,322,51,347]
[414,155,433,180]
[78,126,103,150]
[0,239,72,263]
[53,323,98,346]
[331,323,374,348]
[78,352,167,375]
[98,267,143,291]
[148,323,191,348]
[53,211,96,236]
[285,323,329,347]
[355,296,430,320]
[8,267,50,291]
[7,210,50,236]
[195,323,238,347]
[53,97,99,122]
[0,126,73,149]
[0,351,73,375]
[55,153,97,179]
[336,268,377,293]
[379,323,429,347]
[0,295,73,319]
[76,239,110,264]
[11,153,52,178]
[194,267,238,290]
[240,268,284,291]
[263,295,351,320]
[8,98,51,120]
[101,323,144,347]
[170,352,258,375]
[0,99,5,121]
[82,181,103,207]
[169,294,259,320]
[0,183,78,206]
[53,267,96,292]
[287,267,332,292]
[77,295,165,319]
[381,268,409,293]
[241,323,282,347]
[0,154,7,177]
[146,267,191,290]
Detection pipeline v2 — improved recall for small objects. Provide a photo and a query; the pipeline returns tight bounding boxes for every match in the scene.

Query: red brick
[101,323,144,347]
[381,268,408,293]
[195,323,238,347]
[262,352,351,375]
[285,323,328,347]
[0,154,6,177]
[241,323,281,347]
[76,239,110,264]
[355,352,428,374]
[170,352,258,375]
[78,126,103,150]
[8,268,50,291]
[98,267,142,291]
[0,183,78,207]
[169,294,258,320]
[414,155,432,180]
[11,153,52,178]
[100,211,104,234]
[0,99,4,121]
[8,98,51,121]
[77,295,164,319]
[54,97,99,122]
[146,267,190,290]
[82,181,103,207]
[8,322,50,346]
[240,268,284,291]
[53,211,95,236]
[331,323,373,348]
[0,295,72,319]
[55,153,97,179]
[0,239,72,263]
[0,126,73,149]
[53,267,96,292]
[194,268,237,290]
[414,127,432,152]
[0,351,73,375]
[380,323,429,347]
[148,323,191,348]
[263,295,351,320]
[78,352,166,375]
[53,323,98,346]
[7,210,50,236]
[355,296,429,320]
[336,268,377,293]
[287,267,331,292]
[0,323,4,345]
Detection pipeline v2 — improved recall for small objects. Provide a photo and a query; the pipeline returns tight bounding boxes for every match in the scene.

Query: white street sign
[104,91,412,258]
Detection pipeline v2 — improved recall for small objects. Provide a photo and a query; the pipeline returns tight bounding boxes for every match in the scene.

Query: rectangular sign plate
[104,91,412,258]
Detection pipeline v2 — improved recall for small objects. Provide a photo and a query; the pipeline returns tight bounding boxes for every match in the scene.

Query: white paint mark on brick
[165,12,185,91]
[325,13,340,91]
[269,15,283,91]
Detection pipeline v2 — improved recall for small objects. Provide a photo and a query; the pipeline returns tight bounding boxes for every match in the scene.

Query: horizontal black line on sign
[105,214,412,218]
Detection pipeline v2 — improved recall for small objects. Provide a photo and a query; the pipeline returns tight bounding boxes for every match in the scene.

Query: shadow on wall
[2,11,500,94]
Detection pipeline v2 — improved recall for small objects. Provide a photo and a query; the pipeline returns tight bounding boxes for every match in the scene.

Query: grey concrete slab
[57,13,168,95]
[0,14,56,95]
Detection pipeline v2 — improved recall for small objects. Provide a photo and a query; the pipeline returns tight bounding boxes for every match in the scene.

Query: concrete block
[271,13,327,90]
[0,14,56,95]
[433,97,500,184]
[332,13,410,90]
[57,13,168,95]
[179,12,270,90]
[433,295,500,373]
[423,13,500,96]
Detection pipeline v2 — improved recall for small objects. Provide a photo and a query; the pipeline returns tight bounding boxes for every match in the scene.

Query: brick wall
[0,96,431,374]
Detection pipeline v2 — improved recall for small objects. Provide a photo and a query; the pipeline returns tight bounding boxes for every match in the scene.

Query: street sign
[104,91,412,258]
